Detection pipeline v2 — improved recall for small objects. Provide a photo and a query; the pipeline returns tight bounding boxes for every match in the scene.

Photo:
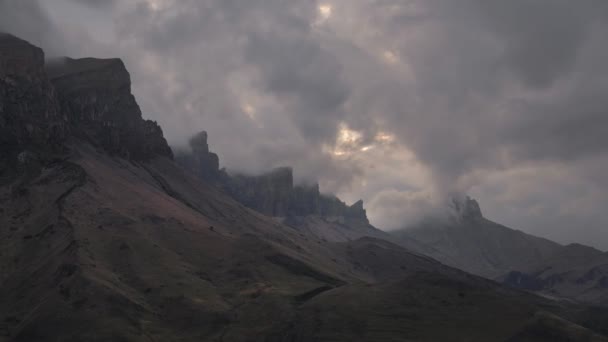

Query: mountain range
[2,32,608,341]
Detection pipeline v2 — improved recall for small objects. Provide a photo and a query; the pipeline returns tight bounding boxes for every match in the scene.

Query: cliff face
[175,131,220,181]
[225,167,294,217]
[0,34,68,157]
[175,130,369,221]
[225,169,368,220]
[448,195,483,222]
[46,57,172,160]
[0,33,172,166]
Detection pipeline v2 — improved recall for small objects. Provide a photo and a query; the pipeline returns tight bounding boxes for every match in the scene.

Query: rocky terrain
[46,56,172,160]
[175,131,219,181]
[392,196,564,279]
[2,33,608,341]
[501,243,608,306]
[176,132,368,221]
[393,196,608,309]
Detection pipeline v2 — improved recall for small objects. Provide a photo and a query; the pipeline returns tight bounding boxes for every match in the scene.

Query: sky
[1,0,608,249]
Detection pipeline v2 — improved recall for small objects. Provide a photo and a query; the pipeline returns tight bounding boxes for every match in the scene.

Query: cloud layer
[2,0,608,248]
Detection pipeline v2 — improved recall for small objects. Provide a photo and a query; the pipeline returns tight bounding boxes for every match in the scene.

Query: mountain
[501,243,608,306]
[392,196,563,279]
[177,131,368,221]
[176,130,371,232]
[2,33,608,341]
[392,195,608,308]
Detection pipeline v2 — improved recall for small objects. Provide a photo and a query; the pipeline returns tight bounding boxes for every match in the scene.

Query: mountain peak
[0,33,68,154]
[448,195,483,221]
[176,131,368,222]
[44,56,172,160]
[0,33,45,78]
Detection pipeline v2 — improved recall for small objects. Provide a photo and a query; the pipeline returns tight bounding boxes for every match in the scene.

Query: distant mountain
[176,130,369,222]
[392,196,563,279]
[501,243,608,306]
[2,33,608,341]
[392,195,608,308]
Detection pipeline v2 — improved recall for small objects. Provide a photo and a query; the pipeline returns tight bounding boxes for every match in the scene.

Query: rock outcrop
[175,130,369,222]
[0,34,68,158]
[46,57,172,159]
[448,195,483,222]
[224,168,368,220]
[1,33,172,165]
[175,131,220,181]
[224,167,294,217]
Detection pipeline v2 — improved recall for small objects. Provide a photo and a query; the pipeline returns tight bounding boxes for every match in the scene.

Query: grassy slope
[1,143,606,341]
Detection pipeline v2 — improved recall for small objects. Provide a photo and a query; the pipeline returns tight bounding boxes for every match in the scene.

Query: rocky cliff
[0,33,68,179]
[175,131,220,181]
[3,33,608,341]
[448,195,483,222]
[175,131,368,221]
[46,56,172,160]
[0,33,172,166]
[223,167,368,220]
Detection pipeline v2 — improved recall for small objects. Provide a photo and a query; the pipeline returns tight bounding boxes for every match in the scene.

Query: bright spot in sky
[325,126,397,158]
[241,103,256,120]
[318,4,333,20]
[375,132,396,144]
[382,50,399,65]
[337,124,362,145]
[325,123,364,158]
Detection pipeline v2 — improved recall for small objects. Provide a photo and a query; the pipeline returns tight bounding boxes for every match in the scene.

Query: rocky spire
[174,131,220,181]
[448,195,483,222]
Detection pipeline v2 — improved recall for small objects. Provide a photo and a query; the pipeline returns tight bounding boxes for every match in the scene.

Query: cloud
[69,0,116,9]
[2,0,608,248]
[0,0,68,55]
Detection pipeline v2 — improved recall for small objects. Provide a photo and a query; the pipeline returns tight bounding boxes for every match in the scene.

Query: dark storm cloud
[473,0,593,88]
[369,0,608,190]
[244,30,350,142]
[0,0,68,55]
[69,0,115,8]
[2,0,608,248]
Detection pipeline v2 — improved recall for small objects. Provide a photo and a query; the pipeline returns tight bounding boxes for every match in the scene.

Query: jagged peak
[177,130,368,221]
[447,194,483,221]
[189,131,210,153]
[350,199,364,210]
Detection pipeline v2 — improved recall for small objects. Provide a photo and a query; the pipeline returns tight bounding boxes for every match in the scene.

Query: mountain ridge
[2,32,608,341]
[392,195,608,306]
[176,130,369,222]
[392,196,563,278]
